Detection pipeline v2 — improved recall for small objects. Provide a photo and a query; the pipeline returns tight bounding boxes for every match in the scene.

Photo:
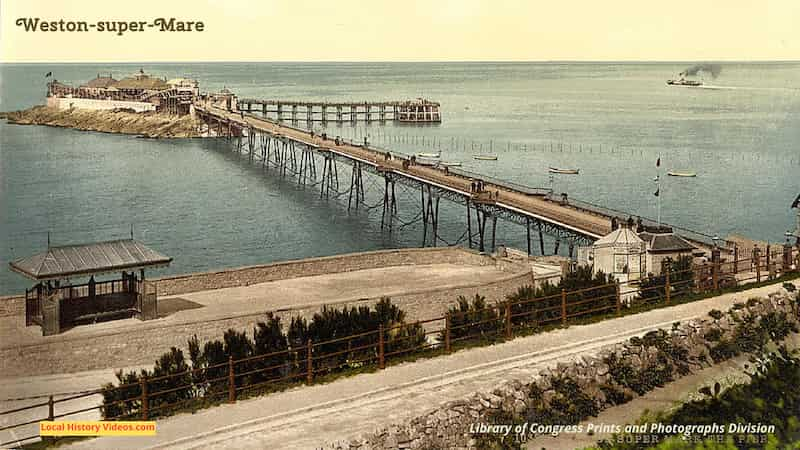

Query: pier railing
[2,246,798,448]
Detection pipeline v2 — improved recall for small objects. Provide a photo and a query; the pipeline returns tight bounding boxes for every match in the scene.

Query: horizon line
[2,59,800,65]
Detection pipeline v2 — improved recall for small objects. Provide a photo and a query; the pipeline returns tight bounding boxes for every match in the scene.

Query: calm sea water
[1,62,798,294]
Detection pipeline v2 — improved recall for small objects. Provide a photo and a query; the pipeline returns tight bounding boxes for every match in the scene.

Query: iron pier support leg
[381,176,389,229]
[568,243,575,259]
[432,196,440,247]
[421,186,428,246]
[476,208,487,253]
[491,215,497,252]
[466,200,473,249]
[553,239,561,255]
[526,218,531,256]
[538,222,545,256]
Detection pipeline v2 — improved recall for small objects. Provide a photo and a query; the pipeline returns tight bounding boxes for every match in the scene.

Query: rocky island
[0,105,202,138]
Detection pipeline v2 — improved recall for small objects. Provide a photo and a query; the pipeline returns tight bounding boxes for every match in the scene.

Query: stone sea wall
[337,289,799,450]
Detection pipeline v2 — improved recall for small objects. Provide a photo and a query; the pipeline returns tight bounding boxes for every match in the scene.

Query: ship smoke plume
[680,63,722,79]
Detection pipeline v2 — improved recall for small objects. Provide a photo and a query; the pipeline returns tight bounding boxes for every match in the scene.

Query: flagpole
[656,155,662,227]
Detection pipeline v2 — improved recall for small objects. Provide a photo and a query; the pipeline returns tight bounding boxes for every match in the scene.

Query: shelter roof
[10,239,171,281]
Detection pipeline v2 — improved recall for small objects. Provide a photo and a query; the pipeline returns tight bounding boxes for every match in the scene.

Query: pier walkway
[193,102,718,254]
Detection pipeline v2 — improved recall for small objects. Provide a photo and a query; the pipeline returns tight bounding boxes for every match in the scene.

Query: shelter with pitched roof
[585,225,647,283]
[10,239,171,335]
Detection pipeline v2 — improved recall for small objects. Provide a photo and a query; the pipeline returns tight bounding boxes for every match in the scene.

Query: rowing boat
[473,155,498,161]
[548,167,580,175]
[439,161,462,167]
[667,171,697,177]
[416,152,440,158]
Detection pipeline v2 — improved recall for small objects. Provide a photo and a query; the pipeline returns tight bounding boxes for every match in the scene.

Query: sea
[1,62,798,294]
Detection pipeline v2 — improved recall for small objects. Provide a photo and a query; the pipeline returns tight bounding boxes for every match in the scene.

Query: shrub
[443,294,501,343]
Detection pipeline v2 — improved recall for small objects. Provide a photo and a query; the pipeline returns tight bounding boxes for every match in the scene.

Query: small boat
[549,167,580,175]
[667,171,697,177]
[416,152,440,158]
[439,161,462,167]
[473,155,498,161]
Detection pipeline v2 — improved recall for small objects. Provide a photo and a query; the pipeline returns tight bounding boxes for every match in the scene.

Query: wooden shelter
[9,239,171,335]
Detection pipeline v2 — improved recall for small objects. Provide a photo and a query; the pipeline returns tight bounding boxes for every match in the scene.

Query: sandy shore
[0,105,203,138]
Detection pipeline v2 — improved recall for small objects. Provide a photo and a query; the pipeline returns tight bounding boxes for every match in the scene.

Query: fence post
[445,313,451,353]
[561,289,567,325]
[755,250,761,283]
[378,325,385,370]
[615,281,621,316]
[665,268,671,304]
[140,376,148,420]
[505,301,512,340]
[766,244,772,279]
[306,339,313,384]
[733,245,739,275]
[48,395,54,421]
[228,356,236,403]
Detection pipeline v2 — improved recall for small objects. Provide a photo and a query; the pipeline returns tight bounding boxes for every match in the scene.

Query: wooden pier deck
[194,102,720,253]
[237,98,441,123]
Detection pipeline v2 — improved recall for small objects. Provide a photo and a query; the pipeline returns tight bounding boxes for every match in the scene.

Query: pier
[193,101,722,257]
[237,98,441,123]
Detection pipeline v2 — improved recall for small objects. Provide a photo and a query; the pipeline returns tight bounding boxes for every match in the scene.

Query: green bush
[443,294,501,343]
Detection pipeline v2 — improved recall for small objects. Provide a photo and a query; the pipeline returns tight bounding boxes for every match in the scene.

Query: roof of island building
[80,74,118,89]
[638,231,696,253]
[114,69,170,91]
[9,239,172,281]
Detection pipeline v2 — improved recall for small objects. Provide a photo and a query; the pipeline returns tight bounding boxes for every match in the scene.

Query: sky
[1,0,798,62]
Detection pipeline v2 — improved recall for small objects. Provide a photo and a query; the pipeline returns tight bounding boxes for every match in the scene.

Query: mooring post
[615,281,621,316]
[561,289,567,325]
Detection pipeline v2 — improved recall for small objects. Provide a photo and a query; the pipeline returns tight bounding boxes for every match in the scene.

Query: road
[53,280,796,450]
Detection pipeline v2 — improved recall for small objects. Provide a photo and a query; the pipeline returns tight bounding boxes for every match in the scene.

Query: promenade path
[0,263,509,377]
[197,104,613,239]
[60,280,798,450]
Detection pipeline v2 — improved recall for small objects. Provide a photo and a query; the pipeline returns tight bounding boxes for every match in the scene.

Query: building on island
[46,69,198,115]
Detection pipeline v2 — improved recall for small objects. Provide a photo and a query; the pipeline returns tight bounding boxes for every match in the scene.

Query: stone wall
[338,289,799,450]
[0,249,554,377]
[154,247,516,297]
[0,295,24,317]
[48,96,156,112]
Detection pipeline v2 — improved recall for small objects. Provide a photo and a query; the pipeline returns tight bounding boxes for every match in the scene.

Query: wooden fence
[1,247,798,447]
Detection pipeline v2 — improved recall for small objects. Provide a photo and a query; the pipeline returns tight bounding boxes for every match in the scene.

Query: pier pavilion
[9,239,171,336]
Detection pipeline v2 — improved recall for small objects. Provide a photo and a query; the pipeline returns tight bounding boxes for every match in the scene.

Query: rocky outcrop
[334,290,798,450]
[0,105,202,138]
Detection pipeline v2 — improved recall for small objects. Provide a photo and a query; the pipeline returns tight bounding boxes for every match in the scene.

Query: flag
[656,157,661,167]
[654,188,660,197]
[45,71,52,78]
